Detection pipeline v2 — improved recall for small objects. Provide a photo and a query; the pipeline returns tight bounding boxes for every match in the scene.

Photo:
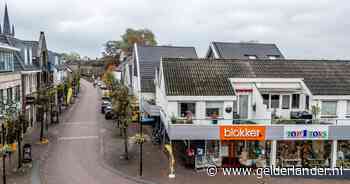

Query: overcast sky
[4,0,350,59]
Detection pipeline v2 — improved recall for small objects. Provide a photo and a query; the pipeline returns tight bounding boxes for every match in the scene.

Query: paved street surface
[35,79,350,184]
[40,79,139,184]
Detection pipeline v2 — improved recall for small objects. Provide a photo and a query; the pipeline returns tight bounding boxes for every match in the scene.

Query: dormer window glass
[0,51,14,71]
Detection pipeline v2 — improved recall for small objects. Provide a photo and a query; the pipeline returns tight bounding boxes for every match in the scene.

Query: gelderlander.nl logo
[207,165,344,178]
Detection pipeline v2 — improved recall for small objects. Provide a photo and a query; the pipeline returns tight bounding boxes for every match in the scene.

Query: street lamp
[0,115,6,184]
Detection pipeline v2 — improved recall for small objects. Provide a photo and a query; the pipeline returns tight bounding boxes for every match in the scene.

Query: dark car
[105,106,117,120]
[101,97,111,113]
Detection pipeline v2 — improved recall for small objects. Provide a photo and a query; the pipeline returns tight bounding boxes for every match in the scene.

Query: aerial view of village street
[1,0,350,184]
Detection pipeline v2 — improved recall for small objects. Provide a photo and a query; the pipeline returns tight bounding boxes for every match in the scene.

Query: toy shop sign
[283,125,329,140]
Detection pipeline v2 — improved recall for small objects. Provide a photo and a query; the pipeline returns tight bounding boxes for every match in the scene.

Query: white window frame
[321,101,337,117]
[205,101,224,118]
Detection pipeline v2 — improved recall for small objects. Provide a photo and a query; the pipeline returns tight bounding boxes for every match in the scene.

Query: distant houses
[0,4,67,128]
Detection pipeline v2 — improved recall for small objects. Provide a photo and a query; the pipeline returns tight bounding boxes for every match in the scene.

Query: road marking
[61,122,97,126]
[58,136,99,141]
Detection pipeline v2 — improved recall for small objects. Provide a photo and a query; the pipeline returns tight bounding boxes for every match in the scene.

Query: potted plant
[170,114,177,124]
[311,104,320,124]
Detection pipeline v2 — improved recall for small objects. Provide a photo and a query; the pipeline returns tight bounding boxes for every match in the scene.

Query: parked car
[101,96,111,113]
[105,107,117,120]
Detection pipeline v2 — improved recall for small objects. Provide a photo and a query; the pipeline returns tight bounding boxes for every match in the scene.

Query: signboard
[283,125,329,140]
[220,125,266,141]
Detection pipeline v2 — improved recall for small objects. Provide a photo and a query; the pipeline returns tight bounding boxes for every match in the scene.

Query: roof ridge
[137,44,196,49]
[161,57,350,63]
[212,41,277,45]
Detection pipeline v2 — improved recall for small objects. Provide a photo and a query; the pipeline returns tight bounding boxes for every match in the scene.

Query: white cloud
[1,0,350,59]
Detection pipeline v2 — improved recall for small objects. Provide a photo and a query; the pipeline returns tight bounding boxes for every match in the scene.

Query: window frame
[292,94,300,109]
[262,94,270,109]
[321,101,337,117]
[178,102,196,118]
[281,95,291,109]
[270,94,280,109]
[205,101,224,118]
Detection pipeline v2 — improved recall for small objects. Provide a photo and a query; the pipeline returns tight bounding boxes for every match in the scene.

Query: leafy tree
[102,41,122,57]
[110,83,132,159]
[61,52,81,62]
[103,28,157,57]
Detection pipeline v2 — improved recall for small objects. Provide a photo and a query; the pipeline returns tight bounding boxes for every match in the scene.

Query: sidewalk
[3,103,77,184]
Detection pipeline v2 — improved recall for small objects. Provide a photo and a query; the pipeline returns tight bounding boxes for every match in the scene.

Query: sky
[4,0,350,59]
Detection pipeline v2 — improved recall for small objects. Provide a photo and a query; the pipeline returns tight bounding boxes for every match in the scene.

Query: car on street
[105,106,117,120]
[101,96,111,113]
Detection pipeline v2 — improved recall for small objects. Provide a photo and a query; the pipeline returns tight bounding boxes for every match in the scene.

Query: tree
[110,83,132,159]
[102,40,122,57]
[61,52,81,62]
[103,28,157,57]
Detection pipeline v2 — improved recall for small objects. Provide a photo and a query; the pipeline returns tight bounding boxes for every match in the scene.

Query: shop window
[206,140,220,159]
[206,101,223,117]
[292,94,300,109]
[271,95,280,109]
[282,95,290,109]
[262,94,269,108]
[321,101,337,117]
[179,102,196,117]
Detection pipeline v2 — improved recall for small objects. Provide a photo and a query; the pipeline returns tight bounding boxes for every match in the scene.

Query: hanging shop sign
[220,125,266,141]
[283,125,329,140]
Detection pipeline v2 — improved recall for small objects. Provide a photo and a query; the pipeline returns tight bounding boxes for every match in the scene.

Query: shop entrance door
[239,95,249,119]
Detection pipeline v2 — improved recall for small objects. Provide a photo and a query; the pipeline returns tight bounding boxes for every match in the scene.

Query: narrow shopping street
[39,79,140,184]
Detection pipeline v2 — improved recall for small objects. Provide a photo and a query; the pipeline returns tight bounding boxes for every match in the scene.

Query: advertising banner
[220,125,266,141]
[283,125,329,140]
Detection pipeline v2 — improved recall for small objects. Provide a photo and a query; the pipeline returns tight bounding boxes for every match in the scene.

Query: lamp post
[139,111,143,176]
[1,119,6,184]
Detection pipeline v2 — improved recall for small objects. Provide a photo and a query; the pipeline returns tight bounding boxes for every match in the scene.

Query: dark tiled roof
[136,45,198,93]
[0,34,40,71]
[162,58,350,96]
[141,79,155,93]
[212,42,285,59]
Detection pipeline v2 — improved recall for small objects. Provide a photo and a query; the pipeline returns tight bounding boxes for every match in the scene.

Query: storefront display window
[194,140,221,169]
[337,141,350,168]
[277,140,331,168]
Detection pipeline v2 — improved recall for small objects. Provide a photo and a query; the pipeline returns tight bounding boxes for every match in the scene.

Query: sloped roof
[136,45,198,92]
[162,58,350,96]
[212,42,284,59]
[0,34,40,71]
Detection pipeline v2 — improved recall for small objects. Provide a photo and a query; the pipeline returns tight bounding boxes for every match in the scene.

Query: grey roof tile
[136,45,198,93]
[162,58,350,96]
[212,42,285,59]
